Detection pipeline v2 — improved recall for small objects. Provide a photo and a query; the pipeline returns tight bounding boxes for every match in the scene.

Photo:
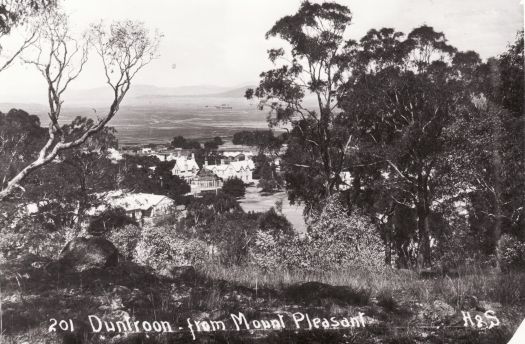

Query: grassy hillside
[1,255,523,343]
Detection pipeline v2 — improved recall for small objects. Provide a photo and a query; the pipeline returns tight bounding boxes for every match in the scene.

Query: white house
[188,168,223,195]
[171,153,200,182]
[205,158,255,183]
[90,190,175,224]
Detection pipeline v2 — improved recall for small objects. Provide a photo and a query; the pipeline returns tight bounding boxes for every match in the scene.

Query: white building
[106,148,123,162]
[171,153,200,182]
[188,168,223,195]
[205,158,255,183]
[90,190,175,224]
[222,151,255,159]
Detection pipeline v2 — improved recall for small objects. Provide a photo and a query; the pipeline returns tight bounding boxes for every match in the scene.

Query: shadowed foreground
[0,254,523,343]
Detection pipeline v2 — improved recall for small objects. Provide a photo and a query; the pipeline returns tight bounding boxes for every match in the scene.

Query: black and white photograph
[0,0,524,343]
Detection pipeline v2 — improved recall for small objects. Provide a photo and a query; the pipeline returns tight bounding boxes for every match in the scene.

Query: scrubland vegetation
[0,0,523,343]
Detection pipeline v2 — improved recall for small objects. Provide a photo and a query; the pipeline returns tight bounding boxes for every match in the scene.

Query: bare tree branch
[0,13,161,201]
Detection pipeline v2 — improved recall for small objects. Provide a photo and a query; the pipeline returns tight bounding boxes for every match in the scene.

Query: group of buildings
[149,148,256,195]
[91,146,257,223]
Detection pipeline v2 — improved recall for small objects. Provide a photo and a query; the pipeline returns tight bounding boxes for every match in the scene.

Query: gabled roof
[208,159,254,173]
[172,156,199,173]
[97,190,174,212]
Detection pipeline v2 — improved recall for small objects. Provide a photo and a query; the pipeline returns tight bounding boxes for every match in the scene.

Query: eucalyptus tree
[444,31,525,265]
[0,0,56,72]
[339,25,479,267]
[246,1,355,210]
[0,9,161,200]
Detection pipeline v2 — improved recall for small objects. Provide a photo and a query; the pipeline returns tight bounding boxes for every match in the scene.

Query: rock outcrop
[58,237,119,273]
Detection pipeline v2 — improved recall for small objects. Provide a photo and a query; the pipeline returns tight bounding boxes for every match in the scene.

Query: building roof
[196,168,221,180]
[222,151,255,158]
[96,190,174,212]
[208,159,254,173]
[172,156,200,173]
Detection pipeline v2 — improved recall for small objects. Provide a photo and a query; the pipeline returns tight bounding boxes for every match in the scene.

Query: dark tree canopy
[232,130,284,153]
[0,109,47,187]
[0,0,56,34]
[170,135,202,150]
[247,0,355,209]
[222,177,246,198]
[118,156,190,202]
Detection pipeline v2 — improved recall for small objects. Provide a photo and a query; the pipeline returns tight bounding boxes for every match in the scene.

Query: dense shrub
[0,223,71,261]
[88,207,137,235]
[250,230,281,271]
[303,196,385,270]
[500,234,525,271]
[206,214,258,265]
[249,196,385,272]
[0,207,73,261]
[134,225,209,271]
[222,177,246,198]
[257,207,294,238]
[185,192,242,230]
[106,224,142,260]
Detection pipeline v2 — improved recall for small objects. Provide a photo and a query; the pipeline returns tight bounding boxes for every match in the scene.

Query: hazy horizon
[0,0,522,104]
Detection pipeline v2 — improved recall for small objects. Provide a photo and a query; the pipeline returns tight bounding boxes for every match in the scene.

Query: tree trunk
[384,221,392,266]
[492,106,503,271]
[416,174,432,268]
[492,153,503,270]
[416,207,432,268]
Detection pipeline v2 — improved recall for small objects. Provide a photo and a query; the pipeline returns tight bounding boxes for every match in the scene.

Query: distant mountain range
[60,84,256,105]
[0,83,256,108]
[135,85,254,100]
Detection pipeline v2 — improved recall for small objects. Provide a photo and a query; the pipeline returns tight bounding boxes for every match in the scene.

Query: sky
[0,0,523,103]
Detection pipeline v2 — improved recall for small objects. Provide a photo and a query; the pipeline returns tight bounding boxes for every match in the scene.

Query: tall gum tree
[0,9,161,201]
[0,0,56,72]
[246,1,355,210]
[339,25,474,268]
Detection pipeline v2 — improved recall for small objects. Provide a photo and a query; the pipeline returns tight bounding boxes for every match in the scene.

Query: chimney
[191,152,195,160]
[204,159,208,166]
[220,159,224,165]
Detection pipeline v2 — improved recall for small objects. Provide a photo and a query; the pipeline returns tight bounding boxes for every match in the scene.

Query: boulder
[58,237,119,273]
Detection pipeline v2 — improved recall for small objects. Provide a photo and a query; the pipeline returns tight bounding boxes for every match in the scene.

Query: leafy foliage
[500,234,525,271]
[88,207,138,235]
[134,225,209,271]
[232,130,284,153]
[0,109,47,188]
[246,1,354,208]
[118,155,190,201]
[170,135,202,149]
[222,177,246,198]
[106,223,141,260]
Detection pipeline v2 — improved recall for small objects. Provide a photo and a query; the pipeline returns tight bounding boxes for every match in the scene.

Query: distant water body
[45,97,273,145]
